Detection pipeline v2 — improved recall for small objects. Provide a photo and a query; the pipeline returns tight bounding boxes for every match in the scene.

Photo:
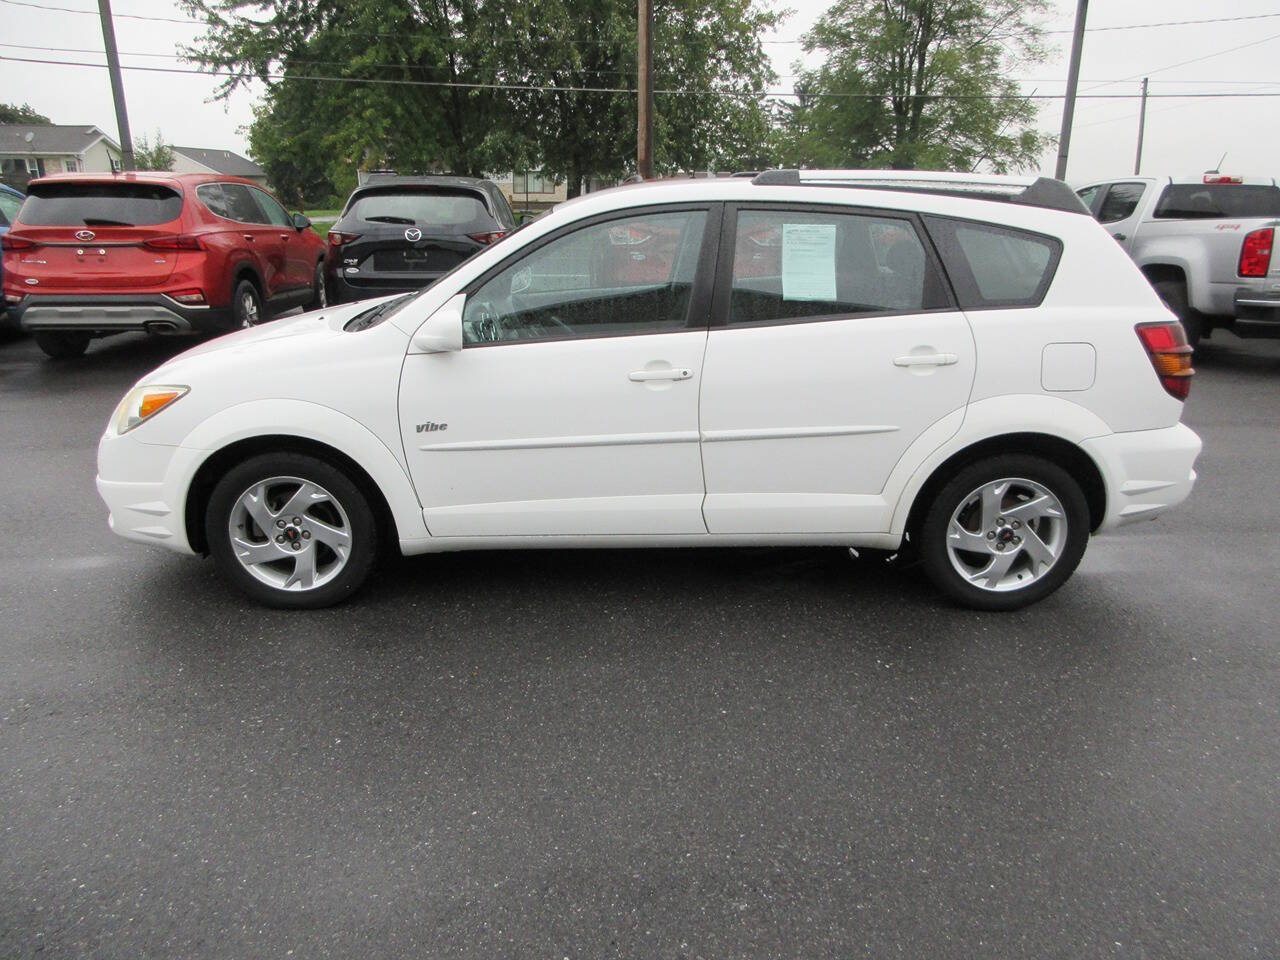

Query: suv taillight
[468,231,506,245]
[1239,227,1273,277]
[328,231,360,246]
[1136,321,1194,401]
[0,234,36,251]
[143,235,204,251]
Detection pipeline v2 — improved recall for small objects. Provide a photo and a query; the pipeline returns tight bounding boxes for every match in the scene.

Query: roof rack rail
[749,168,1088,215]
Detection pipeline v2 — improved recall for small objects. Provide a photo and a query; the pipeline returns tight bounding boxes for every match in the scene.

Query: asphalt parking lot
[1,328,1277,959]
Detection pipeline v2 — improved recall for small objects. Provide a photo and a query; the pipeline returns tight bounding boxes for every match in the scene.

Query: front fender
[169,398,428,548]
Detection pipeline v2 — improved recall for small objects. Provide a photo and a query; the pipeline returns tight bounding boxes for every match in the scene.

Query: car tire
[919,454,1091,612]
[1152,279,1203,347]
[34,331,90,359]
[232,278,267,328]
[205,452,379,609]
[308,261,328,311]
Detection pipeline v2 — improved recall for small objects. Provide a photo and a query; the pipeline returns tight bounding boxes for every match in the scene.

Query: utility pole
[1133,77,1149,175]
[97,0,135,171]
[636,0,654,180]
[1054,0,1088,181]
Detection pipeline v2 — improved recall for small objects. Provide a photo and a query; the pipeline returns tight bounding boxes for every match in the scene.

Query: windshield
[1153,184,1280,219]
[346,189,493,232]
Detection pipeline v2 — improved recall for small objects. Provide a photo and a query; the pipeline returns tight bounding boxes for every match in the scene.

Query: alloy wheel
[944,477,1067,592]
[226,476,352,591]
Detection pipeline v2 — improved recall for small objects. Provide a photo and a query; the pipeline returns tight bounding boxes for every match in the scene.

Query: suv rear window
[346,189,492,230]
[18,182,183,227]
[1153,184,1280,219]
[924,216,1061,309]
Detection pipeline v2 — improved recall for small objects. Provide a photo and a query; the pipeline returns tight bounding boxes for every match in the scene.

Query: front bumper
[1082,422,1202,531]
[11,294,233,336]
[97,431,200,555]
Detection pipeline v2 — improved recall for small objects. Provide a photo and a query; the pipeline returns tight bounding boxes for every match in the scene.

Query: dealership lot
[1,331,1277,957]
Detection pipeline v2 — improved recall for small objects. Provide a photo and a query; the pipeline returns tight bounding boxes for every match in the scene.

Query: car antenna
[1207,151,1228,174]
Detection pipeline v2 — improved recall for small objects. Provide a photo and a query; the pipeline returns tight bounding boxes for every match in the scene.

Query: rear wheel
[205,452,378,609]
[34,331,90,359]
[232,278,266,328]
[1152,279,1204,347]
[919,455,1090,611]
[309,261,328,310]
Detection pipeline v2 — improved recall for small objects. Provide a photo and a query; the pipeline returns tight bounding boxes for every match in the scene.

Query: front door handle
[1112,232,1127,241]
[893,353,958,367]
[280,234,291,241]
[243,234,255,242]
[629,368,693,382]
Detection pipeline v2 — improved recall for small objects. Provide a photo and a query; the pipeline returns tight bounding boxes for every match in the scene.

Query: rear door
[8,181,186,291]
[698,204,974,534]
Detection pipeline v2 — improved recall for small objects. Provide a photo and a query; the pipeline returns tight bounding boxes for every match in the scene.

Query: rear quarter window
[18,182,183,226]
[923,216,1062,309]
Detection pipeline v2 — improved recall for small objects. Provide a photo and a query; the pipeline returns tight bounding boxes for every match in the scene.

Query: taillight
[328,230,360,246]
[1136,321,1194,401]
[167,288,206,304]
[468,231,506,245]
[143,235,204,251]
[1239,227,1273,277]
[0,234,36,251]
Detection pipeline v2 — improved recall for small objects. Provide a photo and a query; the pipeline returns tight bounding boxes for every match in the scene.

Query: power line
[1083,31,1280,92]
[1043,11,1280,34]
[8,52,1280,101]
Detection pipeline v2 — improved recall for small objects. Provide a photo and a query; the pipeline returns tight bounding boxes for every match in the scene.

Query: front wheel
[34,331,90,359]
[308,261,328,310]
[919,455,1090,611]
[205,453,378,609]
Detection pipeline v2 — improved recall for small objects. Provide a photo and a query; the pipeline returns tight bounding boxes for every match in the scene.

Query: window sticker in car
[781,223,837,301]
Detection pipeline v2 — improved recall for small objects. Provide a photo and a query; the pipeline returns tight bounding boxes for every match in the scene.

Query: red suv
[1,173,326,358]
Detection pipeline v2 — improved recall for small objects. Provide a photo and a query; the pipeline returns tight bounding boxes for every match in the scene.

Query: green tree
[133,130,175,171]
[0,102,52,124]
[779,0,1051,173]
[180,0,779,199]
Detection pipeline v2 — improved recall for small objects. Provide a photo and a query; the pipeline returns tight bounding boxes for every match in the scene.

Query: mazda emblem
[75,230,96,242]
[404,228,422,242]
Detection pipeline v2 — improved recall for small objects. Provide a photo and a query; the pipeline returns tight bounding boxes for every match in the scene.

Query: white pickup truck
[1074,174,1280,345]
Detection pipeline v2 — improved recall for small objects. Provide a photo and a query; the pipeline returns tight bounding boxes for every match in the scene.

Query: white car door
[399,206,718,537]
[699,204,976,534]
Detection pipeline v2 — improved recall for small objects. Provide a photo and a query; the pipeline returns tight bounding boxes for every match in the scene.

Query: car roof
[22,172,274,191]
[351,175,491,193]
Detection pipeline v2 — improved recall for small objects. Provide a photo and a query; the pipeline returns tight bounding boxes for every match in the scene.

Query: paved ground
[1,329,1277,959]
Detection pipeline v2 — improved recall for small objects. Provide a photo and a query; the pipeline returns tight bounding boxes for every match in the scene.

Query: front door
[251,186,311,290]
[699,205,975,534]
[399,206,717,537]
[1095,181,1148,252]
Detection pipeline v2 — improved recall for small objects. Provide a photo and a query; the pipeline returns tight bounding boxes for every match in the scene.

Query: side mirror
[411,293,465,353]
[292,212,311,231]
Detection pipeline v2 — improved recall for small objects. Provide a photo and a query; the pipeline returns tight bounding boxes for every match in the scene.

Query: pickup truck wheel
[34,331,90,359]
[1152,280,1203,347]
[205,452,378,609]
[919,455,1090,612]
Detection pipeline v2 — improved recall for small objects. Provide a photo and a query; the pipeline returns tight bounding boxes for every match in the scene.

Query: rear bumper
[1231,289,1280,338]
[1082,422,1202,531]
[10,294,232,335]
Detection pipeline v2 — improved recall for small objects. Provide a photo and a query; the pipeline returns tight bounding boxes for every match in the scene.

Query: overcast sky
[1,0,1278,185]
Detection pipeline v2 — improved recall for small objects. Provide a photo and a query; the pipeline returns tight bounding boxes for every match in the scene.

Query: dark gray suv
[323,175,516,304]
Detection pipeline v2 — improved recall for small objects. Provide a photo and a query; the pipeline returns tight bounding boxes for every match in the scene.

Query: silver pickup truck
[1074,174,1280,345]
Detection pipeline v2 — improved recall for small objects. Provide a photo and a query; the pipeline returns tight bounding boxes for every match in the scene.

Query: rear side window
[18,182,182,226]
[197,183,268,224]
[347,189,492,231]
[727,208,951,326]
[1153,184,1280,219]
[924,216,1061,309]
[0,191,21,225]
[1097,182,1145,223]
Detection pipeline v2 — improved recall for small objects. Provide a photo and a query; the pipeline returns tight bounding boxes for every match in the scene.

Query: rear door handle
[280,234,291,241]
[629,368,693,382]
[893,353,958,367]
[243,234,255,242]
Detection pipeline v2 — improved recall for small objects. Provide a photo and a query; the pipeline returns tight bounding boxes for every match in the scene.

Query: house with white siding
[0,124,122,189]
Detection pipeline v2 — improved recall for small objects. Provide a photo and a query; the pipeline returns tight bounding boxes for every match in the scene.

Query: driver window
[463,209,707,344]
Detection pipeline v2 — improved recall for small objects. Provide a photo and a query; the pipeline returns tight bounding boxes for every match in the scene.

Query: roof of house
[171,146,266,178]
[0,124,119,156]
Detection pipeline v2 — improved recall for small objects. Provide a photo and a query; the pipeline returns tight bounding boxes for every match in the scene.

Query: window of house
[462,209,707,344]
[64,159,79,173]
[513,172,555,195]
[726,208,949,326]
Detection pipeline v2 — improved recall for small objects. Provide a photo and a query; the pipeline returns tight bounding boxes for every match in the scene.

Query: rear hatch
[334,187,500,292]
[9,180,188,291]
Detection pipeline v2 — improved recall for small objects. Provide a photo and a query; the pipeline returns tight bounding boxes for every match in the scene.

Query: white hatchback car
[98,170,1201,611]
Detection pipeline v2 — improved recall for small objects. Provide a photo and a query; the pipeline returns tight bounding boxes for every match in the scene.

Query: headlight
[111,385,189,435]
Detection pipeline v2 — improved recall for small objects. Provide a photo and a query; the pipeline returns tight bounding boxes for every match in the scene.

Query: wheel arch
[901,432,1107,545]
[1139,262,1187,288]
